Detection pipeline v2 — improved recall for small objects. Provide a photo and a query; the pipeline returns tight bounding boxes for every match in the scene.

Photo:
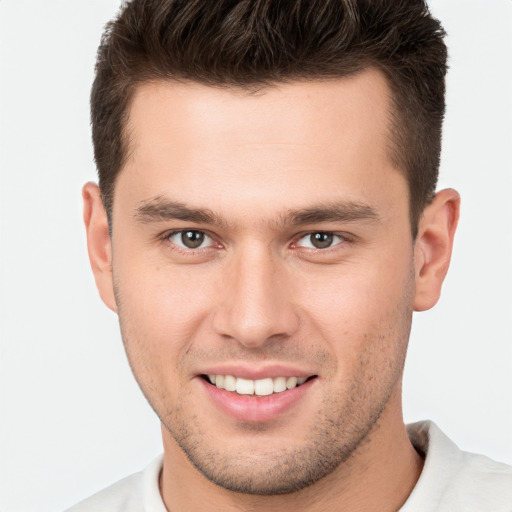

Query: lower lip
[199,377,315,423]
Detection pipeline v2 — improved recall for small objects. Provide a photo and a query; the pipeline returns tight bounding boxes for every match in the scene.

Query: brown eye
[167,230,211,249]
[181,230,205,248]
[310,232,334,248]
[296,232,344,249]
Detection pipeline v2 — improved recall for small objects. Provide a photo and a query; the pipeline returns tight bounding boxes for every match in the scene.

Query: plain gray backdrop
[0,1,511,511]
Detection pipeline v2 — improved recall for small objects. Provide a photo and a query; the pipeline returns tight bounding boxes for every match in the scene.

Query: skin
[84,69,460,511]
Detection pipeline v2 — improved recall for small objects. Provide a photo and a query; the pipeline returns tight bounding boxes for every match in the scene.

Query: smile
[205,374,312,396]
[200,371,317,422]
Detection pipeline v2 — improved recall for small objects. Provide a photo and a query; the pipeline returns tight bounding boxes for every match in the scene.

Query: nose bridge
[213,241,298,347]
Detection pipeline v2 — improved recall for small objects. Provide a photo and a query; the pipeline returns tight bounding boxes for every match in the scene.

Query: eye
[296,232,344,249]
[167,230,213,249]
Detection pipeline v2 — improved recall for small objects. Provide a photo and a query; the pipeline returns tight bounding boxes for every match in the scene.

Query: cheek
[112,259,220,399]
[112,268,214,414]
[297,253,415,358]
[116,258,217,338]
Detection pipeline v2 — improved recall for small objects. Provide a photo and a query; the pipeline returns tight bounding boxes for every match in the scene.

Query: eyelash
[159,229,352,254]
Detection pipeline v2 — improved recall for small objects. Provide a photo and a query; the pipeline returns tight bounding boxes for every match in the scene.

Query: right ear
[82,182,117,313]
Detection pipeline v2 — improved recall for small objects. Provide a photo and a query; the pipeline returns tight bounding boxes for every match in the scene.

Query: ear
[83,182,117,313]
[413,188,460,311]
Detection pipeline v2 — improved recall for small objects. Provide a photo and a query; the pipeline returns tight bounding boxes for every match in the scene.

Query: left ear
[414,188,460,311]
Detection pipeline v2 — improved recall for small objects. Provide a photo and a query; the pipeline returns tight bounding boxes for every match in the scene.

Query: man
[68,0,512,510]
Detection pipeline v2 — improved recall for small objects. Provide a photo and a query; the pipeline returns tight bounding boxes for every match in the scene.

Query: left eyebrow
[283,201,380,226]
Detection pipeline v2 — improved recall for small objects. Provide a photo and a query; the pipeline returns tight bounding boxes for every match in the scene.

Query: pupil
[182,230,204,248]
[311,232,333,248]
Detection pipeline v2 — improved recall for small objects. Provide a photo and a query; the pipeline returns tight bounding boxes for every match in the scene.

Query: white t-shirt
[65,421,512,511]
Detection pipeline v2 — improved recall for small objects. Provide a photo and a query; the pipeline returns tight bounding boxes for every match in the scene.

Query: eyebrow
[285,202,379,226]
[135,197,227,227]
[135,197,379,228]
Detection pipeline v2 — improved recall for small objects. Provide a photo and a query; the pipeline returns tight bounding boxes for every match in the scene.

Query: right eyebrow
[134,197,228,228]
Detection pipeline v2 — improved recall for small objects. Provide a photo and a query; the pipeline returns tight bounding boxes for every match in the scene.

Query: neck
[160,388,423,512]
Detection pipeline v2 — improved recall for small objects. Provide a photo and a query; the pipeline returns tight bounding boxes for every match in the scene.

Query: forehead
[117,70,406,225]
[126,69,393,158]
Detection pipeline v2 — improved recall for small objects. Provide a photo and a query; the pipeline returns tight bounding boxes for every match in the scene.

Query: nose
[212,243,300,348]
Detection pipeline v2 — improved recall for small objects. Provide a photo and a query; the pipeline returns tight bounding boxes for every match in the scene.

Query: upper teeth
[208,375,308,396]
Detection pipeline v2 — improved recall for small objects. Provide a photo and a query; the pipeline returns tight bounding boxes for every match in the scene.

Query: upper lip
[198,363,317,380]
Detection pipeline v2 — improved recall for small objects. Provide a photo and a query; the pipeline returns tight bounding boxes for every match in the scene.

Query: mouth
[201,374,317,397]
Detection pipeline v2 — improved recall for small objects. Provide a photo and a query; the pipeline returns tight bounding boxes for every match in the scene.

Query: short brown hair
[91,0,447,237]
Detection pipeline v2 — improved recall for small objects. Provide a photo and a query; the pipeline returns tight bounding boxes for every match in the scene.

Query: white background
[0,1,511,511]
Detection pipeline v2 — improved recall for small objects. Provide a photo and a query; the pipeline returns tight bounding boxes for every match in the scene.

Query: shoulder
[448,448,512,509]
[403,421,512,512]
[64,472,144,512]
[64,455,165,512]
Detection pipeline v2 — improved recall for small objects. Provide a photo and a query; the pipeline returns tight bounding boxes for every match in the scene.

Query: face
[103,70,418,493]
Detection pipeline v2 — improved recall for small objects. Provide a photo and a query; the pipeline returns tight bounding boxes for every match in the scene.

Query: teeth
[224,374,236,392]
[273,376,287,393]
[286,376,298,389]
[254,378,273,396]
[236,377,254,395]
[207,374,310,396]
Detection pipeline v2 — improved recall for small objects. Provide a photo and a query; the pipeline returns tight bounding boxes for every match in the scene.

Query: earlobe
[413,189,460,312]
[83,182,117,313]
